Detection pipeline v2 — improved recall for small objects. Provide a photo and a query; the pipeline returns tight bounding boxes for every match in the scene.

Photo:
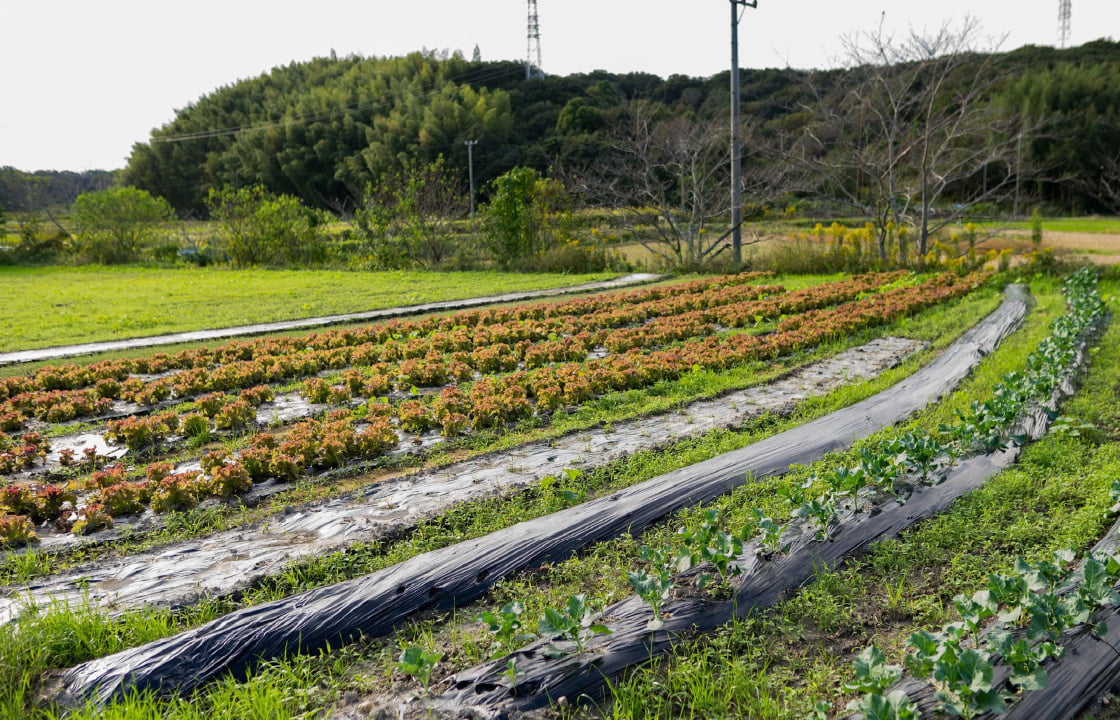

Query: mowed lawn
[0,266,616,352]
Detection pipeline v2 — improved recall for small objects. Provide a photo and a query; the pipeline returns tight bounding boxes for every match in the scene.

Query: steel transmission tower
[526,0,544,80]
[1058,0,1071,48]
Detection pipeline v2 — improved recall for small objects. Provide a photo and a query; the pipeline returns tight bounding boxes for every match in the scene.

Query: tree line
[3,32,1118,272]
[108,39,1120,218]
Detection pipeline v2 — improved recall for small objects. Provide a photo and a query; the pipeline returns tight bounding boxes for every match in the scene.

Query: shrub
[479,167,567,268]
[207,186,326,267]
[71,187,175,264]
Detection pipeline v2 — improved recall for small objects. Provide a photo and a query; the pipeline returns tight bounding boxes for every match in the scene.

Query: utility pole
[464,140,479,217]
[729,0,757,266]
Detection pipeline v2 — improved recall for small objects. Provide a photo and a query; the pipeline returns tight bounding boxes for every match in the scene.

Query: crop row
[0,274,903,482]
[0,277,785,422]
[817,268,1109,719]
[437,269,1103,716]
[0,274,909,431]
[0,273,780,400]
[0,272,986,541]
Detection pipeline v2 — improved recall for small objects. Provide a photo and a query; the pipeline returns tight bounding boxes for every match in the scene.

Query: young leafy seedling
[396,645,443,695]
[888,429,943,483]
[750,507,788,555]
[628,569,674,631]
[827,464,868,510]
[538,595,612,657]
[988,630,1057,691]
[794,493,838,541]
[503,657,524,691]
[849,690,920,720]
[843,645,903,694]
[477,600,537,656]
[677,509,744,584]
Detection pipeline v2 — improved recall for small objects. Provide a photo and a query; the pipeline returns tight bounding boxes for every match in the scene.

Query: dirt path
[981,230,1120,264]
[0,273,662,366]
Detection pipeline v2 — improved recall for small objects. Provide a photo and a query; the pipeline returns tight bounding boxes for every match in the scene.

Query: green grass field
[0,266,616,352]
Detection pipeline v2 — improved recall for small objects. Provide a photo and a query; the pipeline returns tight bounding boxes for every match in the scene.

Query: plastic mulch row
[55,286,1031,708]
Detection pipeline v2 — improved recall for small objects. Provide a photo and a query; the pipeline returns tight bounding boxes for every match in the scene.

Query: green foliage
[676,509,744,583]
[123,52,513,213]
[537,595,612,656]
[1030,207,1044,249]
[351,156,465,269]
[628,544,683,631]
[395,645,443,694]
[479,167,567,268]
[206,186,325,267]
[71,187,174,264]
[844,646,904,694]
[477,601,536,656]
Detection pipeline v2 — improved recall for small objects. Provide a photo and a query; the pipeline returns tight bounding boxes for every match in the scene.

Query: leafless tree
[568,100,781,269]
[790,17,1028,259]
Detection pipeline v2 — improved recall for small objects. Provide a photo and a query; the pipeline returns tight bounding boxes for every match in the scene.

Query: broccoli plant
[477,601,537,656]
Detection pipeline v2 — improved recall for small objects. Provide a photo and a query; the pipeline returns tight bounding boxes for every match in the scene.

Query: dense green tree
[479,167,566,267]
[997,58,1120,212]
[71,187,174,264]
[352,156,467,268]
[115,40,1120,219]
[206,186,325,266]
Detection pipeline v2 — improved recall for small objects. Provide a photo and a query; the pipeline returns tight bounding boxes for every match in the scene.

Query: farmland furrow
[53,285,1029,707]
[0,336,924,624]
[435,306,1099,716]
[1,272,954,537]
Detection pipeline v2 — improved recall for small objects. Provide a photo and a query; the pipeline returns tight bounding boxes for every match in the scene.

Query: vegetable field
[2,268,1119,720]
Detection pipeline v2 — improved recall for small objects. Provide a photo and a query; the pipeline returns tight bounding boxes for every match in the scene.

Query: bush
[72,187,175,264]
[207,186,326,267]
[511,241,628,274]
[480,167,567,268]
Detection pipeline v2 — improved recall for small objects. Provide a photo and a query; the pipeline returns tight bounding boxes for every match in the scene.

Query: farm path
[0,273,662,366]
[0,336,923,624]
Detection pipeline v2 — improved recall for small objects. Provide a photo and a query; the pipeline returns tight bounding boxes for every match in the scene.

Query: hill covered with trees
[115,39,1120,218]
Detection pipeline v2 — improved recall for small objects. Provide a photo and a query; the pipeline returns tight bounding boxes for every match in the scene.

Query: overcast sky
[2,1,1116,172]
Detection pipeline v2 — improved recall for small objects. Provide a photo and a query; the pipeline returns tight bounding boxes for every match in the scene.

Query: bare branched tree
[790,17,1027,259]
[566,101,732,269]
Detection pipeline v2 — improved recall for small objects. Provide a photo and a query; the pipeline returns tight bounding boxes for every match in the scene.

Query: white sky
[2,1,1116,172]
